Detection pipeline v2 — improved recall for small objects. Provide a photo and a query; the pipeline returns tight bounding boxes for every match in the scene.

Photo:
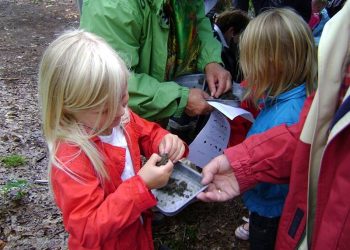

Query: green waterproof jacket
[80,0,222,121]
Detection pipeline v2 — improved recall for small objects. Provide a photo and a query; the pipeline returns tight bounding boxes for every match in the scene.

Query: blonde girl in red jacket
[38,30,187,250]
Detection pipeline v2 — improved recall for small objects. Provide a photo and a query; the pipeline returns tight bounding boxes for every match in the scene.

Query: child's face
[74,91,129,135]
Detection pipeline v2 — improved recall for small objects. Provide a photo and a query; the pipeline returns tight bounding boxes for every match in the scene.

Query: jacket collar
[263,84,306,106]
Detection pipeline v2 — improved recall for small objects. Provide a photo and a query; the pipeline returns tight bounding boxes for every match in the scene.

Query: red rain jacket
[51,111,178,249]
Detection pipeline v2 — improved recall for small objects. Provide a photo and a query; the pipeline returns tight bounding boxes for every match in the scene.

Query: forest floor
[0,1,249,249]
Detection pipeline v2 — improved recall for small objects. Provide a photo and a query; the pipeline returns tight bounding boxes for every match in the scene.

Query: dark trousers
[249,212,280,250]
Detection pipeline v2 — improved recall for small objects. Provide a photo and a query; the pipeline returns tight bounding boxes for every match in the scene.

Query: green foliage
[1,154,26,167]
[184,225,198,242]
[0,179,29,201]
[155,224,198,249]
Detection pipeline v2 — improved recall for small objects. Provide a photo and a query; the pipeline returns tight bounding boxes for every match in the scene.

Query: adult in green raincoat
[80,0,232,122]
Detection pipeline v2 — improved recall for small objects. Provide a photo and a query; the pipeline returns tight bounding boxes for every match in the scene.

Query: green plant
[1,154,26,167]
[184,225,198,242]
[155,224,198,249]
[0,179,29,201]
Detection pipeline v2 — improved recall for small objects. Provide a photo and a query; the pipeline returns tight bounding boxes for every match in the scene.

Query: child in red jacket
[38,30,187,249]
[197,2,350,249]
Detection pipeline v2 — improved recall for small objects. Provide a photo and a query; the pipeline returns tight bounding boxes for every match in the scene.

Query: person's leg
[249,212,280,250]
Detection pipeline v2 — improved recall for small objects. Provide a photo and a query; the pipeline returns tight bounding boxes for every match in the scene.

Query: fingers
[196,183,230,202]
[204,62,232,98]
[206,73,216,97]
[159,134,186,163]
[202,90,211,99]
[202,189,230,202]
[201,173,213,186]
[196,192,210,202]
[200,158,220,185]
[197,155,239,202]
[167,135,184,160]
[155,160,174,189]
[200,168,215,185]
[159,134,178,155]
[212,71,232,98]
[139,153,174,189]
[225,77,232,93]
[148,153,161,164]
[161,159,174,173]
[186,89,214,116]
[158,139,166,155]
[159,137,172,157]
[172,144,185,162]
[215,76,232,98]
[168,143,185,163]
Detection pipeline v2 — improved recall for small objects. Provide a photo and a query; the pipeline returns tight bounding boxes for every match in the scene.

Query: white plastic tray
[152,162,207,216]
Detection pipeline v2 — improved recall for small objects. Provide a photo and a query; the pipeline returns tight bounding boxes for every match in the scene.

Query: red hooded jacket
[51,111,181,249]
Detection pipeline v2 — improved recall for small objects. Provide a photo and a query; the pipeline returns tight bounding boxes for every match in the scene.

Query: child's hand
[158,134,185,163]
[138,153,174,189]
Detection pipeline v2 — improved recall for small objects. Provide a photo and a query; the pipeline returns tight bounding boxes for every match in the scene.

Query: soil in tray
[158,177,190,198]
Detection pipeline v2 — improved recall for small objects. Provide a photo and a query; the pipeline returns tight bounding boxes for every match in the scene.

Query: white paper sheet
[188,110,230,168]
[207,101,255,122]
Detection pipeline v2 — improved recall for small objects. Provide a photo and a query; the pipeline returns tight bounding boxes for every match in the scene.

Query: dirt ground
[0,1,249,249]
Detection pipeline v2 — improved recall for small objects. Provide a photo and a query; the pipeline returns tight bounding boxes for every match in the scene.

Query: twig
[34,179,48,185]
[0,77,19,80]
[49,229,66,239]
[36,154,46,162]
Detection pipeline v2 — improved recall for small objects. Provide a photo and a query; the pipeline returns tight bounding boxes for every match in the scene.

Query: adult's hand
[185,88,213,116]
[197,154,240,202]
[205,63,232,98]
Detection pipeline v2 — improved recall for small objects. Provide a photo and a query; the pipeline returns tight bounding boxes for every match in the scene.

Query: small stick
[34,180,49,185]
[0,77,19,80]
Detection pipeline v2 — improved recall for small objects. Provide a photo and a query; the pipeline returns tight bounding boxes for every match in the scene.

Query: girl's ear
[62,107,75,120]
[62,107,69,115]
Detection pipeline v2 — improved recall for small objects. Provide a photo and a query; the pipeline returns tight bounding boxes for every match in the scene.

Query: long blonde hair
[39,30,130,182]
[239,8,317,104]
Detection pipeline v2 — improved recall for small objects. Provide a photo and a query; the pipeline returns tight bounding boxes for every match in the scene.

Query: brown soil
[0,1,249,249]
